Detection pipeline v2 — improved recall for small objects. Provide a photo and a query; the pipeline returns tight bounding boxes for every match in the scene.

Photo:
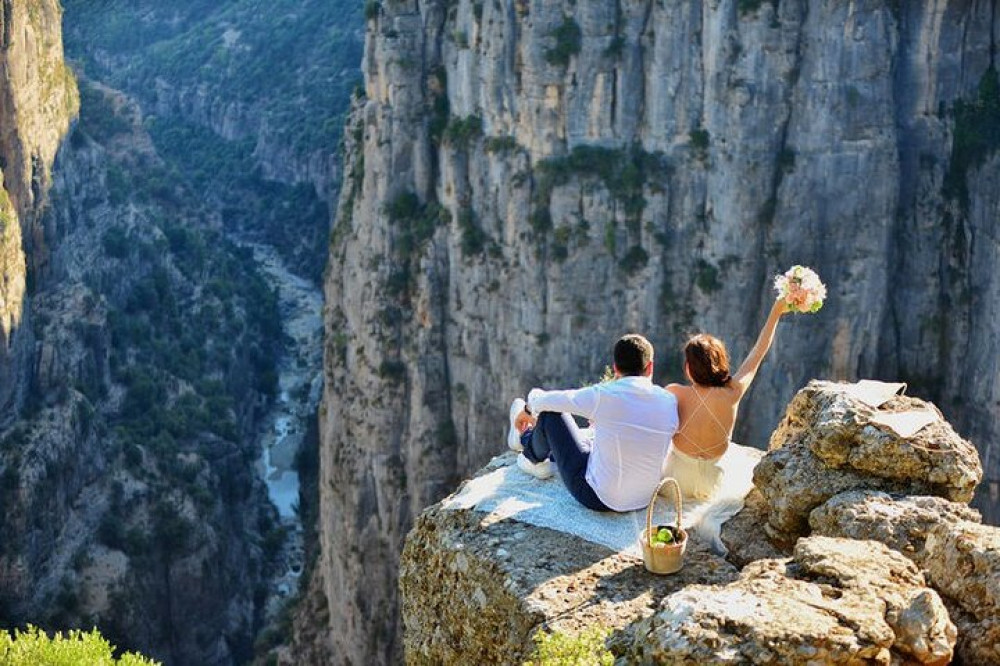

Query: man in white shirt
[509,334,679,512]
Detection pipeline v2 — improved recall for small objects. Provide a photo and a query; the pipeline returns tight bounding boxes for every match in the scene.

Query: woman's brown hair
[684,334,732,387]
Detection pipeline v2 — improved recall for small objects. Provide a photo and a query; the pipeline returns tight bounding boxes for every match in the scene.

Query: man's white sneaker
[508,398,526,451]
[516,453,554,479]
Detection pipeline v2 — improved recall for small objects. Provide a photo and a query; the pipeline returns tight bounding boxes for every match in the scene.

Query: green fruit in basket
[654,527,673,544]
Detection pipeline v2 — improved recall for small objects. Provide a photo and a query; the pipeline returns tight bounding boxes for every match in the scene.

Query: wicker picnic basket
[640,477,687,574]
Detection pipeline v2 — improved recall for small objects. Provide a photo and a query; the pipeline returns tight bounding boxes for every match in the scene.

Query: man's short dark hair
[613,334,654,376]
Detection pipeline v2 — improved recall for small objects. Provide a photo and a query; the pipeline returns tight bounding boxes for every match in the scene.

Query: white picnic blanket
[443,443,763,556]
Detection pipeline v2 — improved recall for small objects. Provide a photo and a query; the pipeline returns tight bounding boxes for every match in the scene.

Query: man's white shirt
[527,376,679,511]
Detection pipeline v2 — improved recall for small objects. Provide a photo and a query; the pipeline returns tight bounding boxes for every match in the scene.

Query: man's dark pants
[522,412,611,512]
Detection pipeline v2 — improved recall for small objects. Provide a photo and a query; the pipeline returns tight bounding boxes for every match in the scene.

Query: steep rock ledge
[401,381,997,664]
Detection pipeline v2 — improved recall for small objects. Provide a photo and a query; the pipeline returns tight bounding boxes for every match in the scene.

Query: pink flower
[774,265,826,314]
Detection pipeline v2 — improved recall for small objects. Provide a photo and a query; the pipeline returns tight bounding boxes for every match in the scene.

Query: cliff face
[0,0,77,418]
[319,0,1000,662]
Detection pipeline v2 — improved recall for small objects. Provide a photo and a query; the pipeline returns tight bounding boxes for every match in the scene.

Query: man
[508,334,679,512]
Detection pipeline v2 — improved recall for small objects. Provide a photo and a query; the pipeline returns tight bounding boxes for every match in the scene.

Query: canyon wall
[0,1,333,663]
[318,0,1000,663]
[0,0,77,420]
[62,0,364,280]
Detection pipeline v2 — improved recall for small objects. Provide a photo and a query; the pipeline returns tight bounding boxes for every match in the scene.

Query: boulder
[809,490,981,565]
[627,536,956,665]
[719,488,788,567]
[944,599,1000,666]
[805,490,1000,665]
[755,381,982,541]
[923,519,1000,665]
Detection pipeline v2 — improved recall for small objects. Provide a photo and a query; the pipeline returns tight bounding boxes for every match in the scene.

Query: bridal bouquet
[774,265,826,313]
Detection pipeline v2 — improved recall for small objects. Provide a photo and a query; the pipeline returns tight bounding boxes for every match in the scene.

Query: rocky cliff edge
[400,381,996,665]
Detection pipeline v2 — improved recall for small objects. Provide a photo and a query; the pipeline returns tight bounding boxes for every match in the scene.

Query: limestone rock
[400,490,737,664]
[924,520,1000,626]
[628,536,956,665]
[809,492,1000,665]
[756,381,982,540]
[720,488,789,567]
[809,490,981,565]
[945,598,1000,666]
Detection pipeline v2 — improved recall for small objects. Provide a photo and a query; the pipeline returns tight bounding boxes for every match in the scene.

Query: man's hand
[514,410,536,434]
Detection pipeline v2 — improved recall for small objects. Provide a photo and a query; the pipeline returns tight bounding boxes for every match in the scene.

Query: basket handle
[646,477,683,542]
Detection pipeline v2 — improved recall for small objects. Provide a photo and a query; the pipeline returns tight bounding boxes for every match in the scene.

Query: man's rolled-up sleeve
[527,385,600,420]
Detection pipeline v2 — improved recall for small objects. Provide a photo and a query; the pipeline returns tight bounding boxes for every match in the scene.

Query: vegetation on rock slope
[62,0,363,282]
[0,78,283,665]
[0,626,157,665]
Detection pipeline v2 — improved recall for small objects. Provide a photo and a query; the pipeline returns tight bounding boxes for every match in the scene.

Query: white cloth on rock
[443,443,763,557]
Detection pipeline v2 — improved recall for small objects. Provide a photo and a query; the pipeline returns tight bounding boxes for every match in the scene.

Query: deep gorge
[0,0,361,664]
[0,0,999,665]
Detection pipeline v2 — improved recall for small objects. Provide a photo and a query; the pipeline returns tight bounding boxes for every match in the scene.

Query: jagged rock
[720,488,789,567]
[924,520,1000,625]
[400,486,738,664]
[944,598,1000,666]
[755,381,982,540]
[627,536,956,665]
[808,492,1000,665]
[809,490,981,565]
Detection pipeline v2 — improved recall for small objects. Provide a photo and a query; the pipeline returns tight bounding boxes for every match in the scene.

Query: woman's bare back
[666,384,740,460]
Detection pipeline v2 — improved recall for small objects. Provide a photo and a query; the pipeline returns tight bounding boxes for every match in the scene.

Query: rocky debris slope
[403,380,997,664]
[319,1,1000,661]
[754,380,982,543]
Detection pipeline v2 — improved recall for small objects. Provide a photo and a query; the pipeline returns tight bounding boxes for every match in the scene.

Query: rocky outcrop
[808,492,1000,665]
[400,381,996,665]
[728,382,997,665]
[399,458,963,665]
[809,490,981,565]
[628,536,955,665]
[755,381,982,542]
[399,463,739,664]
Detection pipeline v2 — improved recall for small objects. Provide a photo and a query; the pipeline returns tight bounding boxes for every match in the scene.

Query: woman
[664,297,788,499]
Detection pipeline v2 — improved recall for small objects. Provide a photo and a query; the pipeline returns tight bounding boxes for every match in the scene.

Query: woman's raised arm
[732,298,787,395]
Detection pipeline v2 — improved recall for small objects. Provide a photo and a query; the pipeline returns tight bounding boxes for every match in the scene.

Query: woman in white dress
[663,297,789,500]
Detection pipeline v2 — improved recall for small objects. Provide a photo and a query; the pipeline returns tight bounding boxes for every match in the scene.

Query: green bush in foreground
[0,626,159,665]
[523,626,614,666]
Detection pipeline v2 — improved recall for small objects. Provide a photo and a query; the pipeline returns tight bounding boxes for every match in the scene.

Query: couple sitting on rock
[508,298,789,512]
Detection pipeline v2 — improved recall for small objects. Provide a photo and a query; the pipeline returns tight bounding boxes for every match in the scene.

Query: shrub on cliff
[0,626,158,665]
[524,627,613,666]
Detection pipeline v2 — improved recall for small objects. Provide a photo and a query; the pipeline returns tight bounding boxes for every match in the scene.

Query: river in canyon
[248,243,324,610]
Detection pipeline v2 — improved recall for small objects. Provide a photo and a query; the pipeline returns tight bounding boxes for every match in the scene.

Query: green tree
[0,626,159,665]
